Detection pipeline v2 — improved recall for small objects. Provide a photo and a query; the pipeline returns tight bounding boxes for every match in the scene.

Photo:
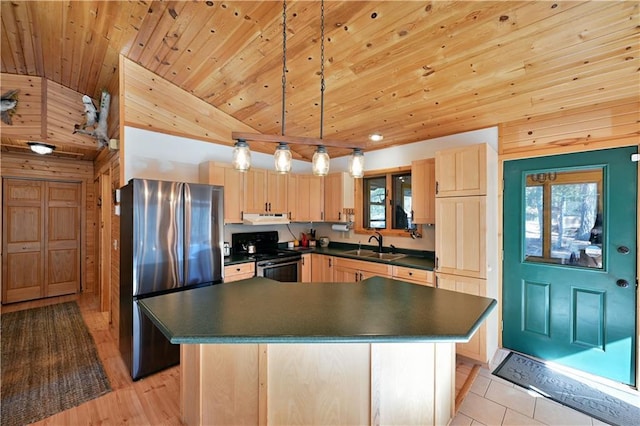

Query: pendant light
[349,148,365,178]
[232,139,251,172]
[232,0,366,172]
[272,0,293,174]
[312,0,331,176]
[312,145,330,176]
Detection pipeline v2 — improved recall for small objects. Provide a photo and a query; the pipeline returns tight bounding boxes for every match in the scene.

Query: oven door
[256,258,301,282]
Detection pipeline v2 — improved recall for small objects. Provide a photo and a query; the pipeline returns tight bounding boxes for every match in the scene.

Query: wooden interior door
[2,179,45,303]
[46,181,81,297]
[2,178,81,303]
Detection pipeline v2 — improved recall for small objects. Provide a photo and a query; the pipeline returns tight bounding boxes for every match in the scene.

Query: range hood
[243,213,290,226]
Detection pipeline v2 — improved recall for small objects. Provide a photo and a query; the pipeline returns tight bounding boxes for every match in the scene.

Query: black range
[231,231,301,282]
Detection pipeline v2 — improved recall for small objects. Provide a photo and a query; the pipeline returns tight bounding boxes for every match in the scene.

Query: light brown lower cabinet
[300,254,312,282]
[311,253,334,282]
[392,265,434,286]
[224,262,255,283]
[333,257,392,282]
[436,272,488,363]
[181,341,455,426]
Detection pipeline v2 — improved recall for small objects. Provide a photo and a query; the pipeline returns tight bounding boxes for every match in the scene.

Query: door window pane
[524,169,603,269]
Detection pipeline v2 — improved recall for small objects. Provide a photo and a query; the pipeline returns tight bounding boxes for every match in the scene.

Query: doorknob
[617,246,630,254]
[616,279,629,288]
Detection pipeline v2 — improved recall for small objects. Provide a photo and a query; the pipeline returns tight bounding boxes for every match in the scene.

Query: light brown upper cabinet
[199,162,245,223]
[244,168,288,214]
[287,174,324,222]
[324,172,354,222]
[411,158,436,224]
[435,143,486,197]
[2,178,81,303]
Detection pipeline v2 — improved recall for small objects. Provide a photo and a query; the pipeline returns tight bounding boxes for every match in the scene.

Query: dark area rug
[1,302,111,426]
[493,352,640,426]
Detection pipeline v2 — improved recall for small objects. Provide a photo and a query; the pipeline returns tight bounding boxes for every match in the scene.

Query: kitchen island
[139,276,496,426]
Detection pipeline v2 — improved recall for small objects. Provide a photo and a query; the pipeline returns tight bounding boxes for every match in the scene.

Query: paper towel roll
[331,224,350,232]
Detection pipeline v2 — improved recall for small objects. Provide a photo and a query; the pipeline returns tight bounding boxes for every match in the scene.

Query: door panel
[46,182,81,297]
[503,147,637,385]
[2,179,45,302]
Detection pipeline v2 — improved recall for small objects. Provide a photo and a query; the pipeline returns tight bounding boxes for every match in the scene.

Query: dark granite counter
[224,244,436,271]
[138,276,495,345]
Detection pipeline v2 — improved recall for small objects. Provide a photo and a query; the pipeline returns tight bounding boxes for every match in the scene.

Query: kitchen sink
[342,249,377,257]
[342,249,407,261]
[367,252,407,261]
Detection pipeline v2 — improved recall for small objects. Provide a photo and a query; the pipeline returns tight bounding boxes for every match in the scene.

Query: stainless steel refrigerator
[119,178,224,380]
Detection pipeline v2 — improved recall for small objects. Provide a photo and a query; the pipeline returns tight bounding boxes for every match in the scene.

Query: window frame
[354,166,413,237]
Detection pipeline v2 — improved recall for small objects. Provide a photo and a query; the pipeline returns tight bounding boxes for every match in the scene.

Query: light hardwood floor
[1,292,479,425]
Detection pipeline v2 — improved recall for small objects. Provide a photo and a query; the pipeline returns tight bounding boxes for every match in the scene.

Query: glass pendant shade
[28,142,55,155]
[232,139,251,172]
[349,148,365,178]
[274,142,292,174]
[312,145,330,176]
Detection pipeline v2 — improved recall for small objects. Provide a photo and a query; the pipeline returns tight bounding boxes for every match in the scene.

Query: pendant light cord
[319,0,325,140]
[281,0,287,137]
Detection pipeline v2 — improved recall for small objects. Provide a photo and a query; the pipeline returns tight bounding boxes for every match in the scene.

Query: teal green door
[503,147,637,385]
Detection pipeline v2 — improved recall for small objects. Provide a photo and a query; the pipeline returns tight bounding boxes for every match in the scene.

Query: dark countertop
[224,245,436,271]
[138,276,496,344]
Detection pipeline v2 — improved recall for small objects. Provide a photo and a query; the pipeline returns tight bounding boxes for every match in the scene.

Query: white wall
[123,127,314,183]
[122,126,498,251]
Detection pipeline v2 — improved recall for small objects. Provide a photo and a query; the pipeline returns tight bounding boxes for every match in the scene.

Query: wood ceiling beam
[231,132,366,150]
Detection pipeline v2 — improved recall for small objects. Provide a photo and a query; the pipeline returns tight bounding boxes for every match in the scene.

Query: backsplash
[223,222,435,252]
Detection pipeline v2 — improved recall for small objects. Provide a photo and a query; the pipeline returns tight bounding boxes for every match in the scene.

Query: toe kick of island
[181,341,455,426]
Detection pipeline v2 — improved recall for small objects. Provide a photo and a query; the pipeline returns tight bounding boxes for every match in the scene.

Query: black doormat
[492,352,640,426]
[1,302,111,426]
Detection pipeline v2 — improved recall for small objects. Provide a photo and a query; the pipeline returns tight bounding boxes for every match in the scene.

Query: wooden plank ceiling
[1,1,638,161]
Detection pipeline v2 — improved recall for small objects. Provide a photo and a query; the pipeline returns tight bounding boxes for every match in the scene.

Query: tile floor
[452,351,640,426]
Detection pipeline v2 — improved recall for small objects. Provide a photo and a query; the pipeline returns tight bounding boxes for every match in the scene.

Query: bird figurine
[74,89,110,148]
[1,89,19,125]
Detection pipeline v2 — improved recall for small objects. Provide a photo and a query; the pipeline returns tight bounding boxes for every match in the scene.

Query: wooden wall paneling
[499,98,640,159]
[45,80,101,149]
[0,152,96,300]
[120,57,281,158]
[100,170,112,313]
[0,74,44,138]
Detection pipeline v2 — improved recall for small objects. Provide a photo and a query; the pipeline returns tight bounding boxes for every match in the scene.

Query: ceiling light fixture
[349,148,365,178]
[28,142,55,155]
[312,0,330,177]
[369,133,384,142]
[232,139,251,171]
[231,0,365,174]
[273,0,292,174]
[312,145,330,176]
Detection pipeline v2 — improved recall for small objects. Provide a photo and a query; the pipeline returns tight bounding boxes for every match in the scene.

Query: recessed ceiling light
[369,133,384,142]
[27,142,55,155]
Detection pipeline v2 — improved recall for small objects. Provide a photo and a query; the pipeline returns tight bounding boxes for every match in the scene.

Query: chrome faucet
[368,231,383,253]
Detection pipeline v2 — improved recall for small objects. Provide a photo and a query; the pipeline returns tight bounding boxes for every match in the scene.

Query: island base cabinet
[181,342,455,425]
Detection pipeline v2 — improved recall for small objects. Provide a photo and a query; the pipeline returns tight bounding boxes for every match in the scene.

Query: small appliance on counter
[223,242,231,257]
[231,231,302,282]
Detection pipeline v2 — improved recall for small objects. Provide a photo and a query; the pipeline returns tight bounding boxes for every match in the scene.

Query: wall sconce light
[27,142,55,155]
[274,142,292,174]
[232,139,251,172]
[349,148,365,178]
[312,145,330,176]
